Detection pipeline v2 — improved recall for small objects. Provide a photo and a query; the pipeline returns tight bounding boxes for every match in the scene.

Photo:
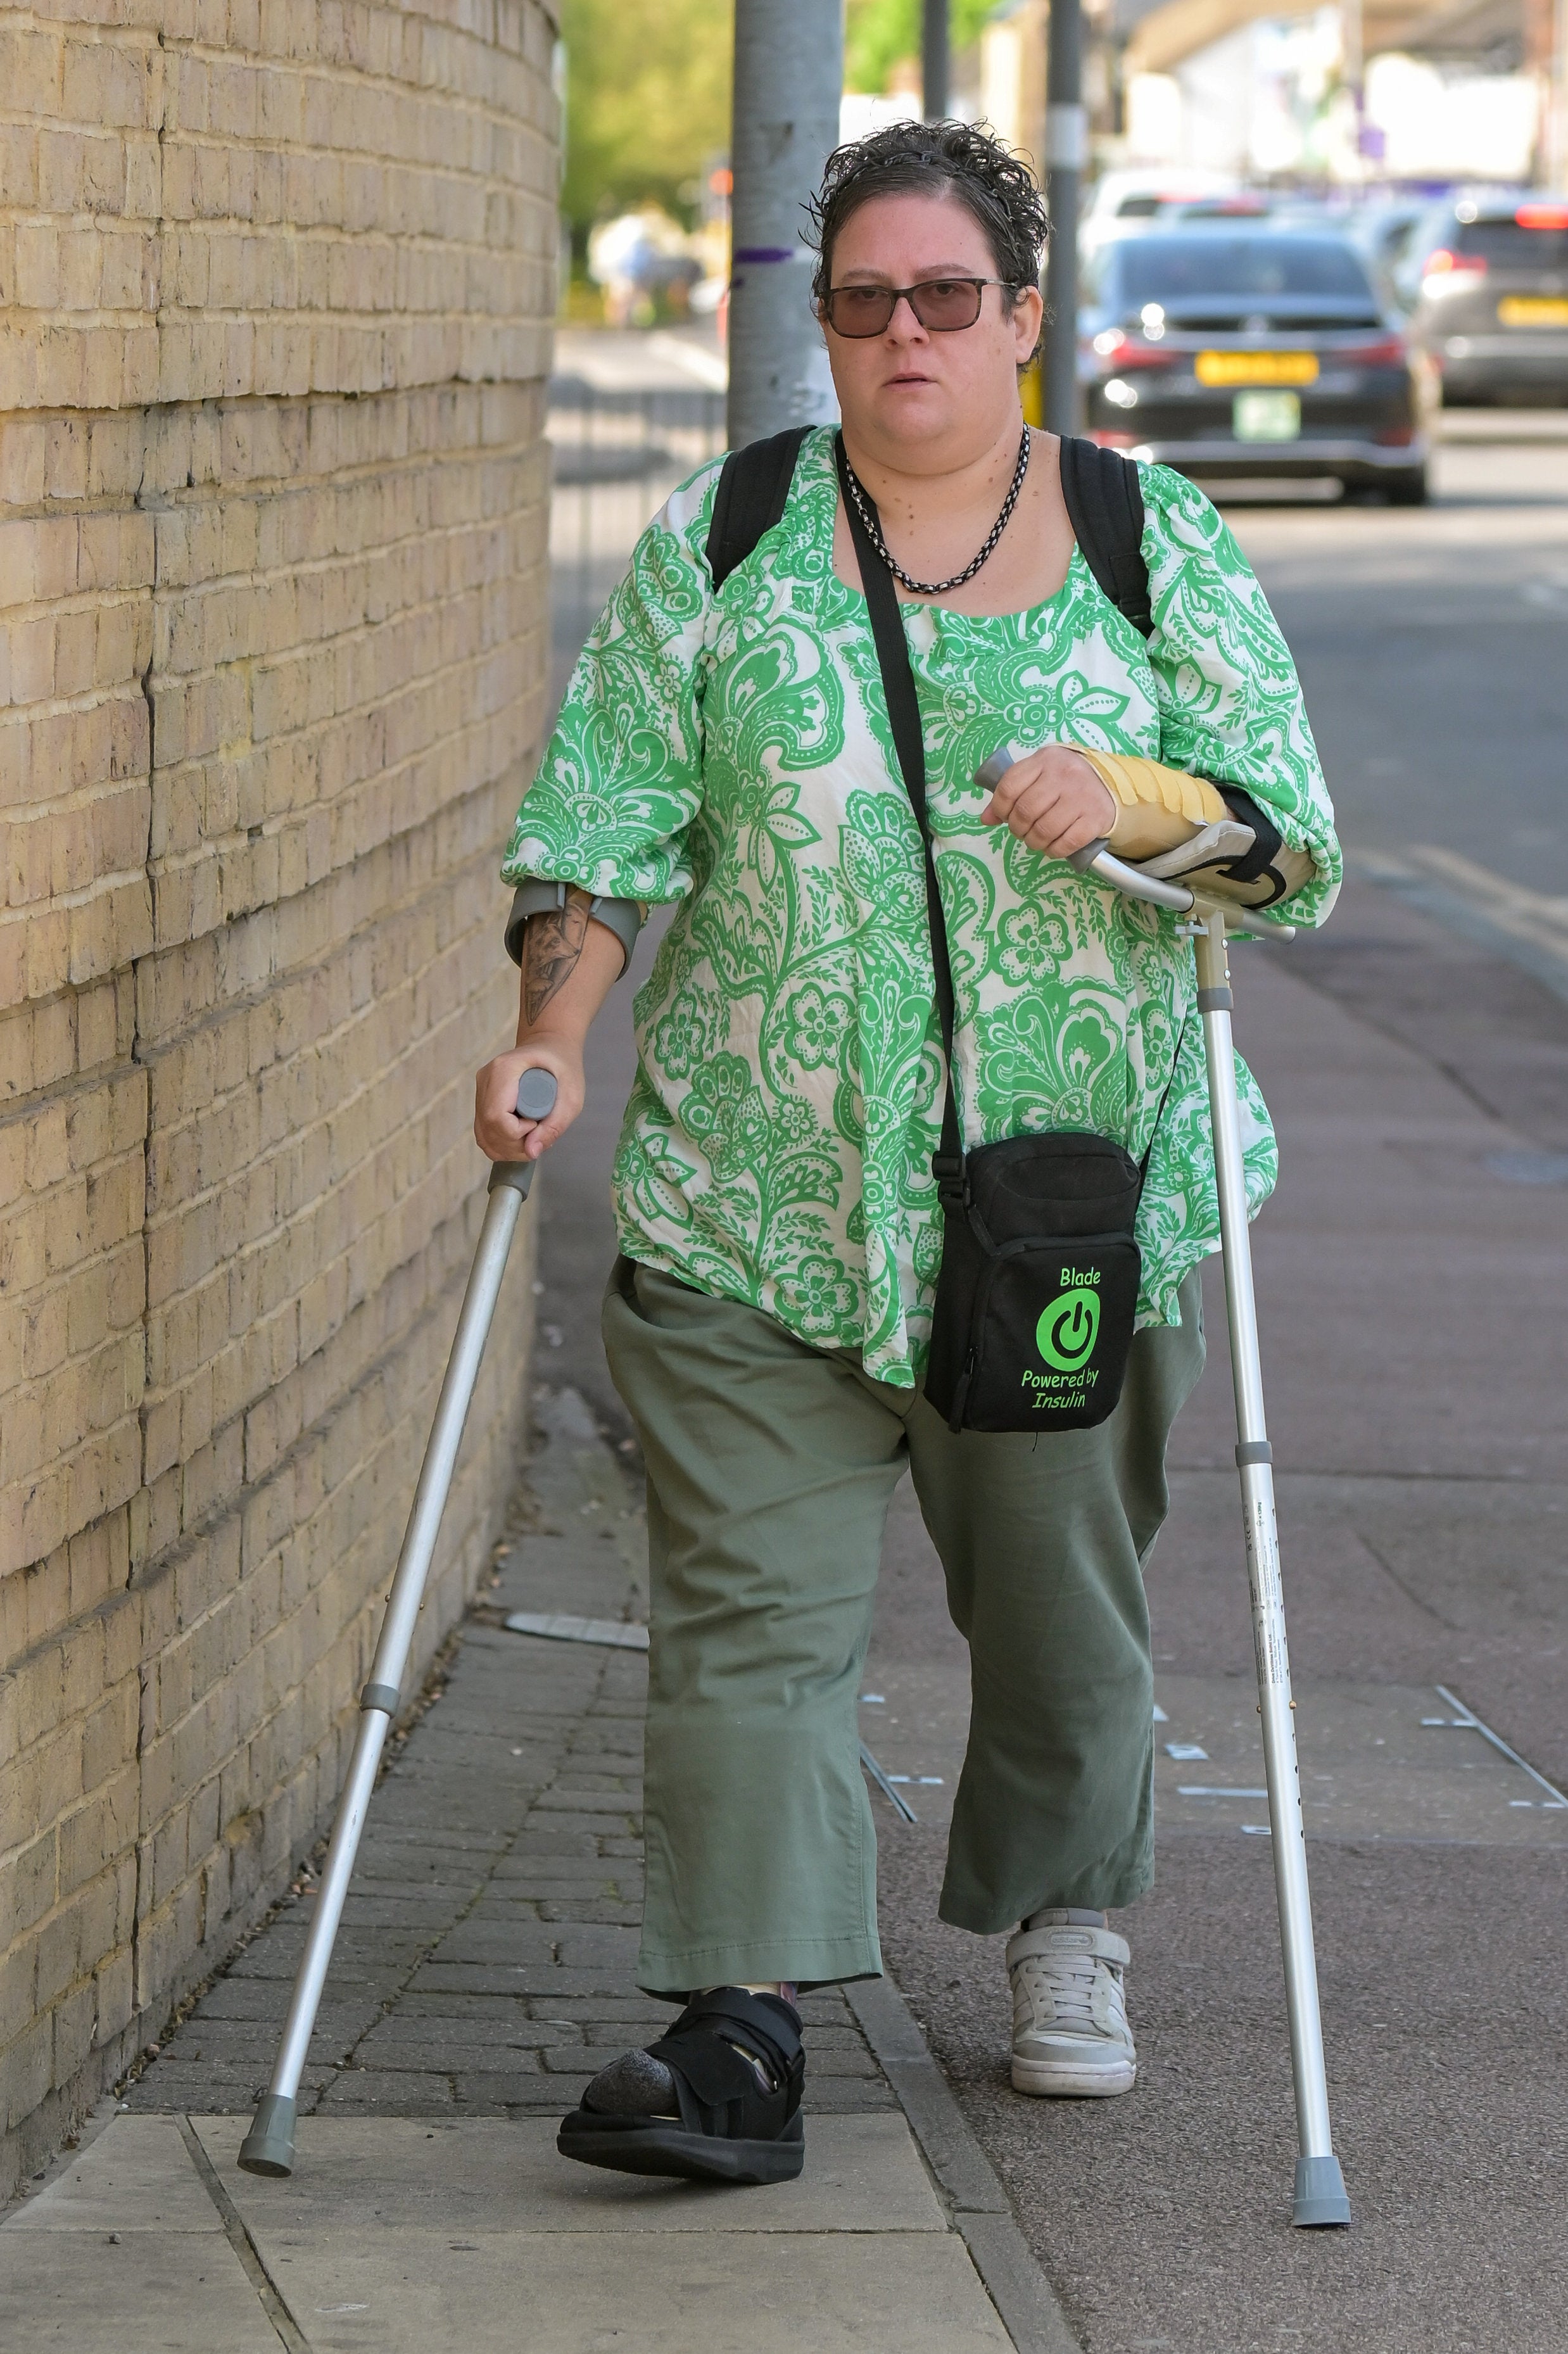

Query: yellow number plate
[1498,296,1568,326]
[1196,350,1320,387]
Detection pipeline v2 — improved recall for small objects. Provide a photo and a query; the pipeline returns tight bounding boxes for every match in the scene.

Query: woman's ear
[1011,285,1045,365]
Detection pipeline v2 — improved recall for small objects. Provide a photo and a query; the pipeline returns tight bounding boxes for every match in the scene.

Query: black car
[1079,232,1436,502]
[1398,194,1568,404]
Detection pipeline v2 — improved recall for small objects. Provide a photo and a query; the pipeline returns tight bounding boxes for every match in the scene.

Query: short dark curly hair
[806,118,1049,332]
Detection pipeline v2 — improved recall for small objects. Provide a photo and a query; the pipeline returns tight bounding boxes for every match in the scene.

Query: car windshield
[1113,237,1375,304]
[1455,217,1568,267]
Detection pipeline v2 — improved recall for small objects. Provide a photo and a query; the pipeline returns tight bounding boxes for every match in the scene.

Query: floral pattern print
[502,430,1339,1387]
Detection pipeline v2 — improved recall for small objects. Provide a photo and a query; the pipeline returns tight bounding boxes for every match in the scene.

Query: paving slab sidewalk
[0,1388,1074,2354]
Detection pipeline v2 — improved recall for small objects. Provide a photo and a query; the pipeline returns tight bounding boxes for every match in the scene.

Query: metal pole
[923,0,949,120]
[728,0,845,448]
[1042,0,1085,436]
[239,1079,555,2179]
[1194,914,1351,2231]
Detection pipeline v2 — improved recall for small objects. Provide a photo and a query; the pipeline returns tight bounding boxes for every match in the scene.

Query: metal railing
[547,376,727,714]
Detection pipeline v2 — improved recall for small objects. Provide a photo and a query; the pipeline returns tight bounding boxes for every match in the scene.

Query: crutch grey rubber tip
[1293,2153,1351,2227]
[237,2092,297,2178]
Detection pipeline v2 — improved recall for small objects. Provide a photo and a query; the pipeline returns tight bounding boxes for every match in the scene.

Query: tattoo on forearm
[522,888,592,1027]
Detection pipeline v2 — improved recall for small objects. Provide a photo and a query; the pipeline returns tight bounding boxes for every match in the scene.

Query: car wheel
[1384,464,1429,506]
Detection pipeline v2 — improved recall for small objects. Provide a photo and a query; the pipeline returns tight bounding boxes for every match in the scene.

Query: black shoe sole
[557,2109,804,2186]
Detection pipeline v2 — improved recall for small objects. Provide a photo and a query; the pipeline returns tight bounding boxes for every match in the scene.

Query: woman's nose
[884,293,929,338]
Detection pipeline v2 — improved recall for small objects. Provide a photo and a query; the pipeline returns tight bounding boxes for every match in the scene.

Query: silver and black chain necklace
[843,426,1031,596]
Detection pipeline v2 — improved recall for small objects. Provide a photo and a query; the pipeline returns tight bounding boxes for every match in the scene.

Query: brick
[95,1945,134,2044]
[1,1831,58,1942]
[0,1947,35,2051]
[2,2016,53,2132]
[52,1980,98,2082]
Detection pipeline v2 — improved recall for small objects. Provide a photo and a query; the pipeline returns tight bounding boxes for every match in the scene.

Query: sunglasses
[821,277,1019,337]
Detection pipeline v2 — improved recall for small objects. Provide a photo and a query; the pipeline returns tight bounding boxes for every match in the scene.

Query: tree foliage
[559,0,733,241]
[557,1,1011,251]
[845,0,1001,94]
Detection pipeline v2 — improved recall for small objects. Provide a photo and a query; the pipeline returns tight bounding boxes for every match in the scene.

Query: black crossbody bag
[833,434,1180,1436]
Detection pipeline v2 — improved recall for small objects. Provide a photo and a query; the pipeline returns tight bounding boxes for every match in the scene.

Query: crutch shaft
[239,1161,535,2174]
[1194,914,1346,2217]
[364,1175,528,1707]
[264,1703,389,2102]
[1241,1464,1334,2156]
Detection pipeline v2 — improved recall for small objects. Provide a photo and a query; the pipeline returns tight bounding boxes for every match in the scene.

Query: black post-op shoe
[557,1985,806,2186]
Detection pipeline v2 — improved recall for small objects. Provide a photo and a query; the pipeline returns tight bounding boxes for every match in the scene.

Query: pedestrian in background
[475,119,1339,2185]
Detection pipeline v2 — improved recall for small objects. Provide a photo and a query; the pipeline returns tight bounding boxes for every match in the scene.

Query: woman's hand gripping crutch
[977,749,1352,2231]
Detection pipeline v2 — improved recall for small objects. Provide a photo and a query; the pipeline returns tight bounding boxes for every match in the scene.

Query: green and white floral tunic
[503,429,1339,1388]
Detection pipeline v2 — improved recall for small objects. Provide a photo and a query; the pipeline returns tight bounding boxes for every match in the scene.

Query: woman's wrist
[512,1015,590,1058]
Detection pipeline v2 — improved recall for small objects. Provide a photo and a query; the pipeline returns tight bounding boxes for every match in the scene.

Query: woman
[475,120,1339,2186]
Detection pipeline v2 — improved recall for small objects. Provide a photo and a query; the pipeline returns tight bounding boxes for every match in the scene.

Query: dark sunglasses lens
[828,288,895,336]
[909,280,984,330]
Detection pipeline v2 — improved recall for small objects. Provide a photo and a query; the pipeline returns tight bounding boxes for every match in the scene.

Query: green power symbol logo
[1037,1287,1101,1372]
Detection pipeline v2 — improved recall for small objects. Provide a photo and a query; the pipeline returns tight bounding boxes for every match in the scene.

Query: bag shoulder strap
[834,429,1181,1194]
[1057,436,1153,639]
[834,433,964,1186]
[704,425,813,590]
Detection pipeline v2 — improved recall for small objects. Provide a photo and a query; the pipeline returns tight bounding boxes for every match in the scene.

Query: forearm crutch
[238,1068,559,2179]
[1068,840,1351,2231]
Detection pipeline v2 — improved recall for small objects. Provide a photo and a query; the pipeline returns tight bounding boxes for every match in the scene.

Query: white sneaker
[1007,1911,1136,2098]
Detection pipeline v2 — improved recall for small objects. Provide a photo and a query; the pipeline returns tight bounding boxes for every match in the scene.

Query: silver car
[1399,193,1568,405]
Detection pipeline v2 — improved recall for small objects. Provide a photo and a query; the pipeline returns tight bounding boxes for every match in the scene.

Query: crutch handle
[1073,840,1297,935]
[514,1066,559,1123]
[488,1067,559,1198]
[1068,837,1196,913]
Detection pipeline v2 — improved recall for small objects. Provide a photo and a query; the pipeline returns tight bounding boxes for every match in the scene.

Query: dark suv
[1080,232,1436,501]
[1398,194,1568,404]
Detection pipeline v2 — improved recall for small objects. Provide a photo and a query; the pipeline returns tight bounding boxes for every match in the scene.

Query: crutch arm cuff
[503,880,646,978]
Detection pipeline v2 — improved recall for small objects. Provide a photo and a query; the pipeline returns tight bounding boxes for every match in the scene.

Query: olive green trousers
[602,1256,1205,1997]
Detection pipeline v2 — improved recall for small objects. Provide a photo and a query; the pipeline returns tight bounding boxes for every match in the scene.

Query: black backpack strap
[1058,436,1153,639]
[704,424,813,590]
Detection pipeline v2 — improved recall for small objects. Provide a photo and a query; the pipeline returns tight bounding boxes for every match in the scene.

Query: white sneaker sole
[1011,2052,1137,2099]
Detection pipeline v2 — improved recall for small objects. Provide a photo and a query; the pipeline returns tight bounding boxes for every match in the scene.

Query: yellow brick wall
[0,0,556,2190]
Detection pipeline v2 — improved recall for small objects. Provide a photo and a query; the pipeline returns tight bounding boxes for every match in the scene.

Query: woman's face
[820,189,1043,471]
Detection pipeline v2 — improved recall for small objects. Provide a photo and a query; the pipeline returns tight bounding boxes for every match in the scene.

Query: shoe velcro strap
[648,2027,765,2118]
[1008,1925,1129,1971]
[677,1987,802,2073]
[647,1989,804,2139]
